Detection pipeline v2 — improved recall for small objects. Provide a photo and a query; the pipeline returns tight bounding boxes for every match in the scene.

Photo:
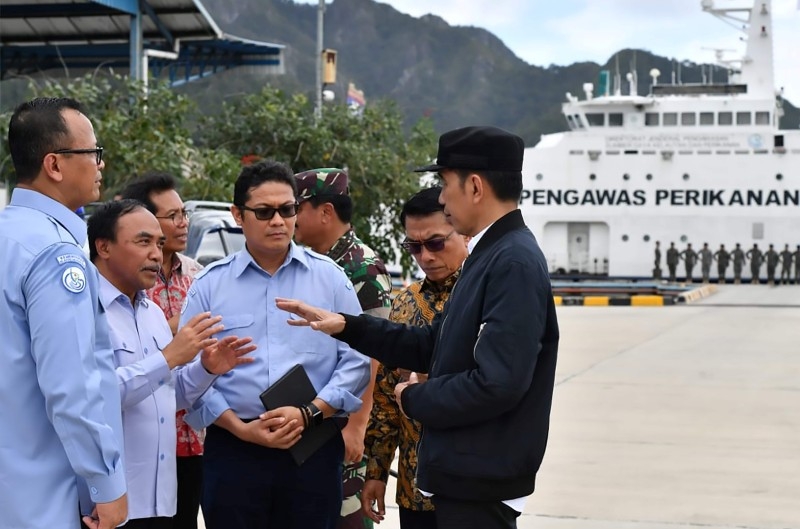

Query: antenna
[614,54,621,96]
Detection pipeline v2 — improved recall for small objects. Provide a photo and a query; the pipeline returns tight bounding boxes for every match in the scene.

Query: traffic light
[322,49,337,85]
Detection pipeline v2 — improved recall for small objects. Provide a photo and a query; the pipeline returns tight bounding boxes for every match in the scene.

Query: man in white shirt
[87,199,255,528]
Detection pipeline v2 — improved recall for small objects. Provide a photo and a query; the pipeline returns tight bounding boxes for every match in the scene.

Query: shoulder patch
[56,254,86,268]
[61,266,86,293]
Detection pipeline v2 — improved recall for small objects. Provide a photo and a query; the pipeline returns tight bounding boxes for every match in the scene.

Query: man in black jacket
[275,126,559,529]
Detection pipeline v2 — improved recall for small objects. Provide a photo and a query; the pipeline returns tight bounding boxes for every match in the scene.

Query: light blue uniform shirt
[99,276,218,520]
[183,243,369,428]
[0,189,126,529]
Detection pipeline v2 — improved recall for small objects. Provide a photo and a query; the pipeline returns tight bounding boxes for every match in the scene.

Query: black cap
[415,125,524,173]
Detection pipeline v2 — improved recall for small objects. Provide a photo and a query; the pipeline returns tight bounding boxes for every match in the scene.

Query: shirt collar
[231,241,311,278]
[420,267,461,293]
[468,222,493,254]
[10,188,88,246]
[99,274,147,310]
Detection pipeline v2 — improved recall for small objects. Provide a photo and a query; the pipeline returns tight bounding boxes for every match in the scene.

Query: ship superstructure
[520,0,798,277]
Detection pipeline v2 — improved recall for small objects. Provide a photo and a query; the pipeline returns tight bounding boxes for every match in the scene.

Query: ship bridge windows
[755,111,770,125]
[663,112,678,126]
[681,112,696,126]
[645,112,659,126]
[718,112,733,126]
[609,113,623,127]
[736,112,751,125]
[586,113,605,126]
[699,112,714,125]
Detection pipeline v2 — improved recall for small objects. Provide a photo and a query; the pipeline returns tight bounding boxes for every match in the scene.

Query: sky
[298,0,799,103]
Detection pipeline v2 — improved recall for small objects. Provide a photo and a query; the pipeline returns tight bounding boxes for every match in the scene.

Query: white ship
[520,0,798,278]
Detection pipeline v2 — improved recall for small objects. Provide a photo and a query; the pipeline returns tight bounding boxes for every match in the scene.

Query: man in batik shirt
[294,168,392,529]
[361,187,469,529]
[121,172,205,529]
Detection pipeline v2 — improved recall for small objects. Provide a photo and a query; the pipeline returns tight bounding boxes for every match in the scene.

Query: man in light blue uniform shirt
[88,199,255,528]
[0,97,127,529]
[183,160,370,529]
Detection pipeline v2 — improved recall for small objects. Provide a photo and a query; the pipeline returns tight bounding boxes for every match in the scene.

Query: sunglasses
[238,202,299,221]
[401,230,455,255]
[52,147,104,165]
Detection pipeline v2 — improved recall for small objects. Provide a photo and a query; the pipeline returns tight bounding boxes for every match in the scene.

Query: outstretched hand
[275,298,347,335]
[201,335,256,374]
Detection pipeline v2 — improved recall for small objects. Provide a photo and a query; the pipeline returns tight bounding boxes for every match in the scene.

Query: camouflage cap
[294,168,349,201]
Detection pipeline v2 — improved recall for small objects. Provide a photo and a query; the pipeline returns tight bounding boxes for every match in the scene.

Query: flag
[346,82,366,109]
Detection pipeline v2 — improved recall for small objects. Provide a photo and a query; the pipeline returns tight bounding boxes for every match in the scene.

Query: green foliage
[198,85,437,267]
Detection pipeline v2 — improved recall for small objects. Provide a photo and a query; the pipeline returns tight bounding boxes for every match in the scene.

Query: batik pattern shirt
[364,270,459,511]
[327,229,391,314]
[146,253,204,457]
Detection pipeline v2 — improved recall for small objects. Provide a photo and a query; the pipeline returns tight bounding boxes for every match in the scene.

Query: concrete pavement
[201,285,800,529]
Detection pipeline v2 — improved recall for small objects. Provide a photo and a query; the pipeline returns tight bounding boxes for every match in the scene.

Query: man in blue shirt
[182,160,370,529]
[0,97,128,529]
[88,199,255,528]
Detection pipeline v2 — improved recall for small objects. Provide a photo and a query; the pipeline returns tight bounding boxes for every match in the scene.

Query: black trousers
[399,507,438,529]
[174,455,203,529]
[120,517,174,529]
[432,496,519,529]
[201,424,344,529]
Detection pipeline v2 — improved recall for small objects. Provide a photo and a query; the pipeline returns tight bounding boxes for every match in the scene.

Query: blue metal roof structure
[0,0,285,85]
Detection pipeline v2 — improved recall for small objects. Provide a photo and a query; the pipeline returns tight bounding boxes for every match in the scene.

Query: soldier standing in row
[698,242,713,283]
[746,243,763,284]
[731,243,746,284]
[764,244,779,285]
[794,245,800,284]
[714,244,730,283]
[779,244,793,285]
[680,243,697,283]
[666,242,679,282]
[653,241,662,279]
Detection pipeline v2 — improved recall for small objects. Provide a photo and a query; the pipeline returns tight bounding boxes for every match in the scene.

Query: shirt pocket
[221,314,255,339]
[284,324,333,356]
[110,331,138,367]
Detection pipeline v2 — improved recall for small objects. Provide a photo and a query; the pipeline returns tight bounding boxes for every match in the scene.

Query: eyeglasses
[238,203,299,221]
[52,147,104,165]
[155,209,189,225]
[401,230,455,255]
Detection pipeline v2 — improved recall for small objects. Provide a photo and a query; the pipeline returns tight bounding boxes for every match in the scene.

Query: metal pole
[315,0,324,122]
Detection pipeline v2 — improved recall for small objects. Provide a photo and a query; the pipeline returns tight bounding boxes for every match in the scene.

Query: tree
[198,86,437,267]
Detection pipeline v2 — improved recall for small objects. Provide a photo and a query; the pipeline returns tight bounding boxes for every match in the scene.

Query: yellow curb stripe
[583,296,609,306]
[631,295,664,306]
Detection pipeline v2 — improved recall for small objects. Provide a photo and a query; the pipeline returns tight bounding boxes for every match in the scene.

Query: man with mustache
[121,172,206,529]
[88,199,254,528]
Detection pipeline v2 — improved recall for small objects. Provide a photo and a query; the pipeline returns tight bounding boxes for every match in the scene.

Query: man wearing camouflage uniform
[713,244,730,284]
[746,243,763,284]
[731,243,746,284]
[698,242,713,283]
[666,242,679,283]
[294,168,392,529]
[680,243,698,283]
[779,244,793,285]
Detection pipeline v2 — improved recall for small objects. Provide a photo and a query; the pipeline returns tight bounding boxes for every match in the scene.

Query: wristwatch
[307,402,324,427]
